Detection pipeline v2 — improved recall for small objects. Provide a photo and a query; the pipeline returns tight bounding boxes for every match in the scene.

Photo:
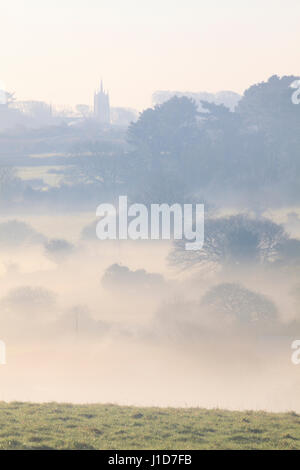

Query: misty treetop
[169,214,300,273]
[0,75,299,211]
[127,75,300,206]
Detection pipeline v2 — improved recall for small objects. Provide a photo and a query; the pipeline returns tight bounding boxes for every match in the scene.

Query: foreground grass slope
[0,402,299,450]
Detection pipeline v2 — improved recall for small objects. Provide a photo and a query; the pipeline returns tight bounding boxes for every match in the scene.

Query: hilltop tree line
[1,75,299,211]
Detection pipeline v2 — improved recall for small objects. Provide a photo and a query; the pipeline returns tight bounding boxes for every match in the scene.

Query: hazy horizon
[1,0,300,110]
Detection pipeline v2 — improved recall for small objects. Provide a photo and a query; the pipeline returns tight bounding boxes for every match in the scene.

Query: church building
[94,80,110,124]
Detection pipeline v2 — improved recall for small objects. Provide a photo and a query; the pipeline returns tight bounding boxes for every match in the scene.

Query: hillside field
[0,402,299,450]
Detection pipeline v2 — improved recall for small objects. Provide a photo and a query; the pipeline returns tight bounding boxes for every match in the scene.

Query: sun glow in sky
[1,0,299,110]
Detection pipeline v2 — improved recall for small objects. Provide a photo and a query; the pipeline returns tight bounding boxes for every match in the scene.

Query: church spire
[94,78,110,124]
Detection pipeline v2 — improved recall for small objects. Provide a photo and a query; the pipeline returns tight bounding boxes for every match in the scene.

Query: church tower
[94,80,110,124]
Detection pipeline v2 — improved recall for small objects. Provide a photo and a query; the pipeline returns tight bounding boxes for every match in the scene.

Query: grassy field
[0,402,299,450]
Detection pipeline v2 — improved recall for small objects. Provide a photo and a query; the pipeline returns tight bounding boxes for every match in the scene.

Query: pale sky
[1,0,299,110]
